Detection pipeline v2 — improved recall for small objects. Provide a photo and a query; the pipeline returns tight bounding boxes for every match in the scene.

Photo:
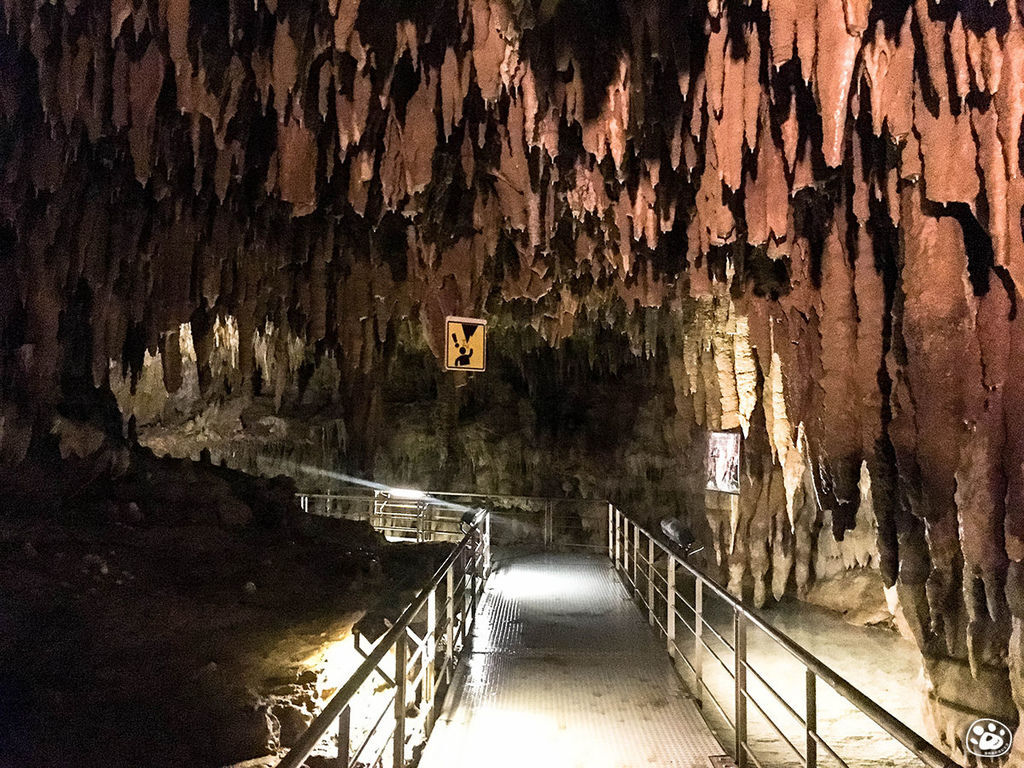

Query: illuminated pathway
[418,551,723,768]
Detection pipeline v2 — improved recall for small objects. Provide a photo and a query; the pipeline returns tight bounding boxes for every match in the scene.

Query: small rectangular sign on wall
[705,431,741,494]
[445,316,487,372]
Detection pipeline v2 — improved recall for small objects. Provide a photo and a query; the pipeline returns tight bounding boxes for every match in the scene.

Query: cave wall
[4,0,1024,759]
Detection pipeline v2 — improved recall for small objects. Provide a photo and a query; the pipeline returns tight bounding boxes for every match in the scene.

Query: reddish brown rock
[276,119,317,216]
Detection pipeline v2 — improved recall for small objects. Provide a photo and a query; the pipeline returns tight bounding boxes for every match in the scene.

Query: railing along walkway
[611,509,958,768]
[278,489,960,768]
[275,508,488,768]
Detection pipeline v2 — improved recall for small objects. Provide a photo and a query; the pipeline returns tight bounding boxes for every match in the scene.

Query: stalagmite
[950,15,970,104]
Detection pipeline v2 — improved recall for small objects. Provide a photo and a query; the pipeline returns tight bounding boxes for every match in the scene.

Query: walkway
[418,551,723,768]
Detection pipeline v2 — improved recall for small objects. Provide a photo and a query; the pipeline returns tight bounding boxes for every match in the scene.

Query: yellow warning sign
[445,316,487,372]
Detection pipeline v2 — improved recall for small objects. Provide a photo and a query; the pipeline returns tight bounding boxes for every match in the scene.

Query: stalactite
[277,118,318,216]
[1005,309,1024,565]
[817,216,861,535]
[749,460,784,608]
[900,183,975,644]
[815,0,859,167]
[764,327,805,531]
[956,274,1011,620]
[733,312,757,437]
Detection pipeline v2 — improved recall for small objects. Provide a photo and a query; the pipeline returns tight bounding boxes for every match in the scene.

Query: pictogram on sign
[445,316,487,372]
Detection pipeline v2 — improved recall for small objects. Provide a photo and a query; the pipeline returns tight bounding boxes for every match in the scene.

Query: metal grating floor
[418,551,723,768]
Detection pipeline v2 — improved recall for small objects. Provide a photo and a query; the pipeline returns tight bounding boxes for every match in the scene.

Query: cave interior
[2,0,1024,764]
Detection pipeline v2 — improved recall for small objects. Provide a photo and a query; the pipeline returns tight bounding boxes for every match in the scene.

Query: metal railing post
[608,503,614,560]
[425,588,437,707]
[614,508,621,570]
[484,511,491,576]
[479,529,486,595]
[335,705,350,767]
[647,536,655,626]
[470,536,479,626]
[445,567,455,670]
[806,669,817,768]
[632,523,639,594]
[734,609,748,768]
[460,549,469,640]
[694,577,704,706]
[394,632,408,768]
[667,556,676,658]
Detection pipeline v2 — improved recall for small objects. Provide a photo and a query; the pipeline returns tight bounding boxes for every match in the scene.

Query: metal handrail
[298,488,611,551]
[610,508,960,768]
[287,484,955,768]
[275,512,489,768]
[413,490,607,503]
[296,492,375,499]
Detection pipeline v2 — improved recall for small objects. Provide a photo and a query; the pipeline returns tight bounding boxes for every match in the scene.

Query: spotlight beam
[291,464,483,519]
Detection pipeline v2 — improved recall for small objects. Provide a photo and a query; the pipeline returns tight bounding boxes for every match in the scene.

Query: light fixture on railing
[660,517,704,557]
[389,487,428,501]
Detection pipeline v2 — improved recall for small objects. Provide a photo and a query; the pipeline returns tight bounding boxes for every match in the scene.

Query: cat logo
[445,316,487,372]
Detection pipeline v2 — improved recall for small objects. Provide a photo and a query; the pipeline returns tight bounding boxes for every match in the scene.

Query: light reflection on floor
[418,551,723,768]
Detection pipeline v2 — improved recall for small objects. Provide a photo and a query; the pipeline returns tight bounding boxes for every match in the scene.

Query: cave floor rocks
[0,514,448,768]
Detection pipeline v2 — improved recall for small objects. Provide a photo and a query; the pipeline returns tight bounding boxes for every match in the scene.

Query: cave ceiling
[6,0,1024,642]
